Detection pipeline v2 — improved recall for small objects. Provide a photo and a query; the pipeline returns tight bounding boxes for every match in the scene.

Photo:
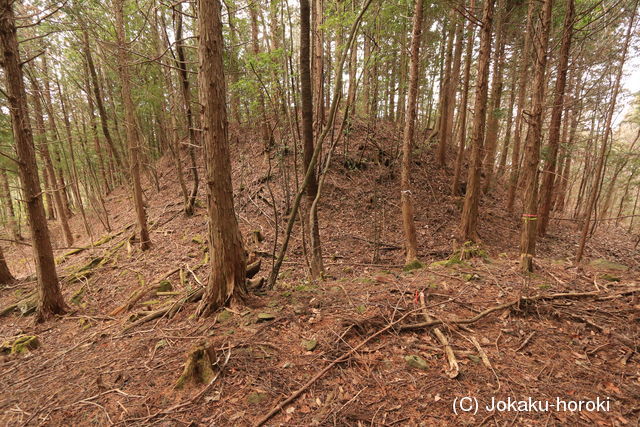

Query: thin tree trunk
[0,246,13,283]
[575,6,635,263]
[451,0,475,196]
[196,0,247,316]
[1,169,21,240]
[82,30,125,175]
[537,0,574,236]
[436,14,456,167]
[400,0,424,264]
[28,75,74,247]
[114,0,151,250]
[519,0,553,272]
[459,0,495,242]
[173,5,200,216]
[0,0,65,319]
[481,0,508,193]
[301,0,324,279]
[506,0,535,212]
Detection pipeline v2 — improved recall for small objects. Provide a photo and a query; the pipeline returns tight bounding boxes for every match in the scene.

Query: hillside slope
[1,123,639,425]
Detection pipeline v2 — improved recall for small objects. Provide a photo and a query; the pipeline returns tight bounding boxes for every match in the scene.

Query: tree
[0,0,66,320]
[400,0,424,264]
[537,0,575,236]
[196,0,247,316]
[301,0,324,279]
[576,6,636,263]
[459,0,495,242]
[0,168,21,240]
[519,0,553,272]
[0,246,13,284]
[114,0,151,250]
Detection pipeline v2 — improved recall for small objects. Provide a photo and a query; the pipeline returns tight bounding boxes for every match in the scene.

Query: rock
[301,339,317,351]
[1,335,39,355]
[156,280,173,292]
[468,354,481,364]
[589,258,628,271]
[257,312,275,322]
[404,354,428,371]
[247,392,268,404]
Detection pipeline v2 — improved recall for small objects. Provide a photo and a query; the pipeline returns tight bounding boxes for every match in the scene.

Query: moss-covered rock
[590,258,628,271]
[1,335,40,354]
[404,354,428,371]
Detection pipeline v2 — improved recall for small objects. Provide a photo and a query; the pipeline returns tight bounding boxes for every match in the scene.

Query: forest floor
[1,122,639,426]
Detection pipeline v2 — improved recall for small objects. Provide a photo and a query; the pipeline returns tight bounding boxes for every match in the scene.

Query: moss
[156,280,173,292]
[217,309,233,322]
[17,298,36,316]
[191,234,205,245]
[600,273,621,282]
[247,392,268,404]
[1,335,40,354]
[403,260,424,272]
[175,345,216,389]
[71,286,85,305]
[590,259,628,271]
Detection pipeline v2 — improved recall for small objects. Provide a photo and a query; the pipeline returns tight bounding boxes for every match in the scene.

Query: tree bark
[400,0,424,264]
[519,0,553,272]
[0,169,21,240]
[575,7,635,263]
[537,0,574,236]
[506,0,535,212]
[300,0,324,279]
[451,0,475,196]
[173,4,200,216]
[28,74,74,247]
[0,0,66,319]
[114,0,151,250]
[196,0,247,316]
[82,30,125,174]
[0,246,13,284]
[481,0,508,193]
[459,0,495,242]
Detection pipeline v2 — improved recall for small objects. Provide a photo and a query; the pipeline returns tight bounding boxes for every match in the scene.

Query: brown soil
[1,122,639,426]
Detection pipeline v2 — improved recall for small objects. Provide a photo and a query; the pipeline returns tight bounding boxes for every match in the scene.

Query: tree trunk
[0,169,21,240]
[519,0,553,272]
[312,0,325,130]
[506,0,535,212]
[451,0,475,196]
[481,0,508,193]
[0,0,66,320]
[459,0,495,242]
[82,30,125,175]
[537,0,574,236]
[0,246,13,284]
[575,8,635,263]
[400,0,424,264]
[28,74,74,247]
[114,0,151,250]
[196,0,247,316]
[301,0,324,279]
[173,5,200,215]
[436,14,456,167]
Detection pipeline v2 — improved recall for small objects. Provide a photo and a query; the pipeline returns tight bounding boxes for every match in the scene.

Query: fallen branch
[109,268,180,316]
[399,291,601,330]
[253,306,423,427]
[419,291,458,379]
